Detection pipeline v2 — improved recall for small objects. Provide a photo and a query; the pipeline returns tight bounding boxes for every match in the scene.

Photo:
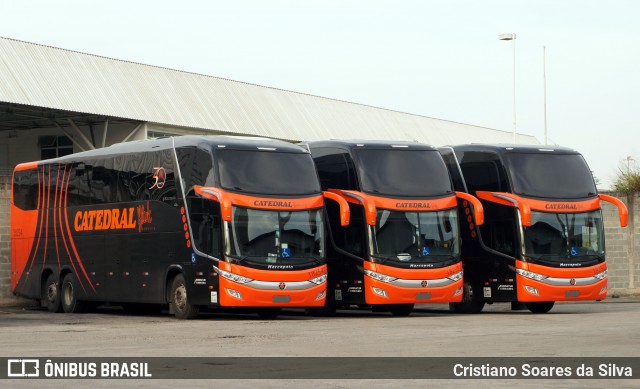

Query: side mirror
[322,191,350,226]
[599,194,628,227]
[193,185,233,221]
[455,192,485,226]
[475,191,531,226]
[333,190,378,226]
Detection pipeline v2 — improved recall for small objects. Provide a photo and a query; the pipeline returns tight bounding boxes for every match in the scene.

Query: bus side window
[438,148,466,192]
[458,152,511,194]
[191,148,215,187]
[12,169,38,211]
[311,148,356,191]
[188,194,222,257]
[91,161,115,204]
[75,163,92,206]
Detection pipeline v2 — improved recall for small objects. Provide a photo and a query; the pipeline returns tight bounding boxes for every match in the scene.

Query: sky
[1,0,638,189]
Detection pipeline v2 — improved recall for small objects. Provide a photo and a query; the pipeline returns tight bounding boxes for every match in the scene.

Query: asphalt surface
[1,298,639,388]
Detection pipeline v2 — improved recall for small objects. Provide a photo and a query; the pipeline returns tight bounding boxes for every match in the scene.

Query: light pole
[498,33,516,143]
[543,46,548,145]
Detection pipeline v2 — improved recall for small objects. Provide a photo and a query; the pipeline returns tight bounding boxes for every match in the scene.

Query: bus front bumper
[218,277,327,307]
[516,274,608,302]
[363,275,464,305]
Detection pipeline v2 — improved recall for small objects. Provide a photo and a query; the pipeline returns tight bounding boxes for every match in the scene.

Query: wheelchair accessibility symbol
[422,247,430,256]
[570,247,578,257]
[281,247,291,258]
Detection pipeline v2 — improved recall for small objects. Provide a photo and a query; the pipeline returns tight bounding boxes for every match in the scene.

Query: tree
[612,157,640,194]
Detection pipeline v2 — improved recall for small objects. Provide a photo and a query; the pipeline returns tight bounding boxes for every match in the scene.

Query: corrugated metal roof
[0,37,538,145]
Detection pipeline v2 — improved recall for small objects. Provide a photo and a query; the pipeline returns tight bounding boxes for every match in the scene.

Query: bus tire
[256,308,281,319]
[170,274,199,320]
[43,273,62,313]
[61,274,85,313]
[525,301,555,314]
[388,304,414,317]
[450,280,485,313]
[307,292,337,317]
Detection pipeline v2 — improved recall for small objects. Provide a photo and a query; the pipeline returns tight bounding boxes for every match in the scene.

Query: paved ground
[1,298,639,388]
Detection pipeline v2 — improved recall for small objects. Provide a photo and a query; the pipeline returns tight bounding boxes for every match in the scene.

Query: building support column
[121,123,144,143]
[101,119,109,148]
[53,122,87,152]
[66,119,95,150]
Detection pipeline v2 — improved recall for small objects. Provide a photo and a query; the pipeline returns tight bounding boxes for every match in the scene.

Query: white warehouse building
[0,36,537,174]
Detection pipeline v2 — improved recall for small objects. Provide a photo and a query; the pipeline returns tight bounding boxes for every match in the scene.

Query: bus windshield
[354,149,453,197]
[370,208,460,263]
[226,207,325,265]
[216,149,321,195]
[523,210,604,263]
[504,152,597,199]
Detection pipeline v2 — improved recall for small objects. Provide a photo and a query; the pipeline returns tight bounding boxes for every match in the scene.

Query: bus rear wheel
[43,273,62,313]
[170,274,199,320]
[388,304,414,317]
[450,280,485,313]
[525,302,555,314]
[61,274,86,313]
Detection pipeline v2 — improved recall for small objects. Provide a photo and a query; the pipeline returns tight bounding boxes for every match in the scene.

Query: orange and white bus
[439,144,628,313]
[304,140,484,316]
[11,135,347,319]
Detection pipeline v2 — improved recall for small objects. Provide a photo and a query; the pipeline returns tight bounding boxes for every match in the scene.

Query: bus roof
[446,143,580,155]
[19,135,309,168]
[303,139,438,151]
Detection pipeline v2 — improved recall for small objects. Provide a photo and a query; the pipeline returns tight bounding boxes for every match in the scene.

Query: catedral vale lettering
[74,208,137,231]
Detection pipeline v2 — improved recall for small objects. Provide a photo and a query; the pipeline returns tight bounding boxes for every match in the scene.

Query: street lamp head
[498,33,516,41]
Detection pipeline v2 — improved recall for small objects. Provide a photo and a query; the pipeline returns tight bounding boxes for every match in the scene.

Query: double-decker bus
[11,136,348,319]
[303,140,484,316]
[439,144,628,313]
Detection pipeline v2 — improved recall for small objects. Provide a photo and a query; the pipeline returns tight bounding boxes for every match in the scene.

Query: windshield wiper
[524,253,604,262]
[371,253,396,260]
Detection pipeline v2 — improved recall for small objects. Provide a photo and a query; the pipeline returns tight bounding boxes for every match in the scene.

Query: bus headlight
[364,270,397,283]
[213,266,253,284]
[515,268,548,281]
[594,270,608,280]
[309,274,328,285]
[447,271,463,282]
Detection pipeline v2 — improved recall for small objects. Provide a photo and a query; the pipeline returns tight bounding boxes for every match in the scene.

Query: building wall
[0,123,145,173]
[602,193,639,295]
[0,184,638,305]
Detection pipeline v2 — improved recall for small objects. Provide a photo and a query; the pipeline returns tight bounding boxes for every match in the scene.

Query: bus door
[323,197,366,305]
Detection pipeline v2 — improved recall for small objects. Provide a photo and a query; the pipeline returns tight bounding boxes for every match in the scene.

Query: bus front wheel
[525,301,555,314]
[450,280,485,314]
[170,274,199,320]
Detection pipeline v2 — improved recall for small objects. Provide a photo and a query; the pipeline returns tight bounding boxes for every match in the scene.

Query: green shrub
[612,167,640,194]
